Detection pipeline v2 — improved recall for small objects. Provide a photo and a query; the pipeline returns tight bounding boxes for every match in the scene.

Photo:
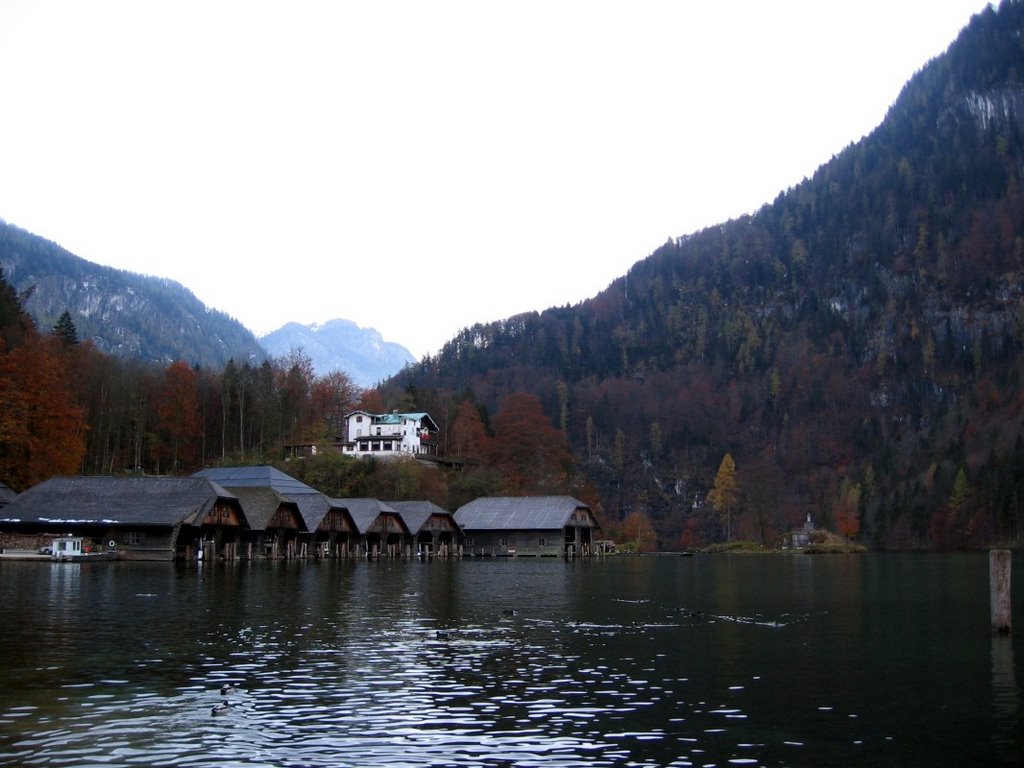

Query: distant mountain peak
[259,319,415,388]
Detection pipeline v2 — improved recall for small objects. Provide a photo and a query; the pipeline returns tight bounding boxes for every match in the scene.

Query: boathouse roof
[386,500,457,534]
[454,496,595,531]
[332,498,410,535]
[194,466,343,531]
[228,486,307,532]
[0,476,239,527]
[193,466,319,496]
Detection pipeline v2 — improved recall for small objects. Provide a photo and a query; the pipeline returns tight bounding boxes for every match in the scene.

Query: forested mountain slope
[0,220,265,369]
[389,1,1024,549]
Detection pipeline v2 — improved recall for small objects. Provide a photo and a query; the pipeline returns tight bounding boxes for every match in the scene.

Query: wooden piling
[990,549,1012,634]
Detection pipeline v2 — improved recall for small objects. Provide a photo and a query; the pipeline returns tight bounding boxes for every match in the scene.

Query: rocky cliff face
[0,220,265,368]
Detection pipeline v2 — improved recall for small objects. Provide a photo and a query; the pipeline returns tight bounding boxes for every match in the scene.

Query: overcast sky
[0,1,992,359]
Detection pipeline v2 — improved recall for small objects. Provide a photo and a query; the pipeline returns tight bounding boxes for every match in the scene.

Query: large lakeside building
[341,410,440,458]
[0,467,601,561]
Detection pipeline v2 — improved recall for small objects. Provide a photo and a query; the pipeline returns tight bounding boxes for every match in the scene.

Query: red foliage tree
[450,399,491,460]
[156,361,201,473]
[488,392,572,494]
[0,336,87,490]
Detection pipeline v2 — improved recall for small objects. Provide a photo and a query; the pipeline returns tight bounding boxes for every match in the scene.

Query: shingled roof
[193,466,318,496]
[333,498,409,535]
[0,476,238,527]
[454,496,594,531]
[228,486,307,532]
[386,500,457,535]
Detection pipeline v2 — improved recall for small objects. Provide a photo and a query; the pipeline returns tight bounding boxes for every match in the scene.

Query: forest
[0,278,581,532]
[4,2,1024,551]
[382,1,1024,550]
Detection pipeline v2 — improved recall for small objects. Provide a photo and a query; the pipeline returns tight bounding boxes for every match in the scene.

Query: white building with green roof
[342,410,439,458]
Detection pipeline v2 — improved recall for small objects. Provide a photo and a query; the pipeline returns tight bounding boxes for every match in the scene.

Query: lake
[0,553,1020,767]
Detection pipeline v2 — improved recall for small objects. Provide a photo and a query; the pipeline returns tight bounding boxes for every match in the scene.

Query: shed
[455,496,600,556]
[387,500,460,556]
[0,476,246,560]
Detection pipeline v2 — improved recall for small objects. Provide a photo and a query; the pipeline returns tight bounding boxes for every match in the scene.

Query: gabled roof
[346,411,439,432]
[386,500,457,534]
[229,486,307,532]
[454,496,594,531]
[332,498,409,535]
[0,476,239,527]
[193,466,338,530]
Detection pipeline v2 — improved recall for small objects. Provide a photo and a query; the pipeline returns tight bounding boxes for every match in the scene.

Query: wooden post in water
[990,549,1012,634]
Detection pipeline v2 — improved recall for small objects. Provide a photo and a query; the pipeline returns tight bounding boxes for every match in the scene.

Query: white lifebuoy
[108,540,116,548]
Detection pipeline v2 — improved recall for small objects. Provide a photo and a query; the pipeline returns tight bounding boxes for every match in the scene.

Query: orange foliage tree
[156,361,201,473]
[0,336,87,490]
[449,399,491,461]
[488,392,573,495]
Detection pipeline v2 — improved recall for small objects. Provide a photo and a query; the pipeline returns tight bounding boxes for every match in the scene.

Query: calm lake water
[0,553,1021,767]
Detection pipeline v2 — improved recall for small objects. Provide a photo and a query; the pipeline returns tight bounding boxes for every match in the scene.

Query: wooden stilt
[991,549,1012,634]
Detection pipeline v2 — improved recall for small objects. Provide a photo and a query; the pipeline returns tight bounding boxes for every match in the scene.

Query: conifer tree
[51,309,79,345]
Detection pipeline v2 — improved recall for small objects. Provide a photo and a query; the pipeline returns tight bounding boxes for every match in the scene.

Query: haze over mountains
[0,220,416,385]
[259,320,415,387]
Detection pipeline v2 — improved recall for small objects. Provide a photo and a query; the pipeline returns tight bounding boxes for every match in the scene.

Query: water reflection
[0,555,1021,767]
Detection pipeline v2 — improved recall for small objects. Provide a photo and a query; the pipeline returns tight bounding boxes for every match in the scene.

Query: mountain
[387,1,1024,550]
[260,319,416,387]
[0,220,265,369]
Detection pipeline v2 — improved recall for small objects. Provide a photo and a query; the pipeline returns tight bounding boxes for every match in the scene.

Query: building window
[499,537,510,547]
[538,537,546,546]
[356,415,363,423]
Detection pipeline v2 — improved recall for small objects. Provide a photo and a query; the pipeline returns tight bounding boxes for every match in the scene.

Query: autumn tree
[0,336,87,489]
[156,361,201,473]
[620,505,658,552]
[835,478,862,540]
[312,370,360,437]
[450,399,491,460]
[708,452,738,541]
[488,392,572,494]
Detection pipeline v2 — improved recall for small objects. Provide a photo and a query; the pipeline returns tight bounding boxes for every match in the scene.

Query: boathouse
[454,496,600,557]
[334,498,411,557]
[193,466,357,558]
[387,500,461,556]
[0,476,246,560]
[229,487,307,559]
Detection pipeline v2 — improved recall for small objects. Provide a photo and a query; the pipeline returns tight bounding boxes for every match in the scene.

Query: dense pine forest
[4,3,1024,551]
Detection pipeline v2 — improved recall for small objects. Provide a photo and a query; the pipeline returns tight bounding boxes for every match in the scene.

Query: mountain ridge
[260,318,415,387]
[0,220,416,383]
[385,1,1024,549]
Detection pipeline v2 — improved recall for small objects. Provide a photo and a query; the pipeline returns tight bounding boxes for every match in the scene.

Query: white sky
[0,1,992,359]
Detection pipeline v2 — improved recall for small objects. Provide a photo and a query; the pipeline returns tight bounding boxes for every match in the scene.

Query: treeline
[0,277,589,523]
